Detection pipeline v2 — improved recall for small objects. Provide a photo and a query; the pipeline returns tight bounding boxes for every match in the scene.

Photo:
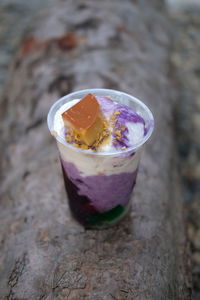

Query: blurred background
[0,0,199,298]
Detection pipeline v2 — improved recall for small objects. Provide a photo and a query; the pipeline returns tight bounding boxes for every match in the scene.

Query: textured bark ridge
[0,0,191,299]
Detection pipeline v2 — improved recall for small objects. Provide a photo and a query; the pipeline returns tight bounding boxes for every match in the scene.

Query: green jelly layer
[87,205,125,225]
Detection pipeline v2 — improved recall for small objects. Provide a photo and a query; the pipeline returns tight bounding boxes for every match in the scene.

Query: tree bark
[0,0,191,299]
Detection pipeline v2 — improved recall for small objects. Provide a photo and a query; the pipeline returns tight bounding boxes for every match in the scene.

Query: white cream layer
[57,141,142,176]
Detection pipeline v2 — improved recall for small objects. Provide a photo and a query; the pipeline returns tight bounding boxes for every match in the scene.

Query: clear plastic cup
[47,89,154,229]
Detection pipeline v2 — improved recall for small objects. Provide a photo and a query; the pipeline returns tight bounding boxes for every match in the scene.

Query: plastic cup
[47,89,154,229]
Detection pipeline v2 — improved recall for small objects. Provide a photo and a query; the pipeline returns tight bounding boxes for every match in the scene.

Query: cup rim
[47,88,154,156]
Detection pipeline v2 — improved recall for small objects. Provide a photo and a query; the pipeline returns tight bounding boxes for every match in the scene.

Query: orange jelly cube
[62,93,104,146]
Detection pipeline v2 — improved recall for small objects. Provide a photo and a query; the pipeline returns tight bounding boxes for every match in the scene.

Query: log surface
[0,0,191,299]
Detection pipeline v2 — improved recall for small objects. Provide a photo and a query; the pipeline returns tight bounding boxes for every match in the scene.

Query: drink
[47,89,154,229]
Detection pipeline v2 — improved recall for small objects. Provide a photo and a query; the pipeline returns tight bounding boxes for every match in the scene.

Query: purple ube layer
[61,159,138,212]
[97,96,146,149]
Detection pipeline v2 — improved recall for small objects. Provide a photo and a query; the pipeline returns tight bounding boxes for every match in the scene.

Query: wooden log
[0,0,191,299]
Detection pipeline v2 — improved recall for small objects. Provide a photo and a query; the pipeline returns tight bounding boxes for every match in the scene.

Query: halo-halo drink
[47,89,154,229]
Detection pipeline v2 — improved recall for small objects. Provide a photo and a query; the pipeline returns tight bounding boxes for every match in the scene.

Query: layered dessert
[53,93,147,228]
